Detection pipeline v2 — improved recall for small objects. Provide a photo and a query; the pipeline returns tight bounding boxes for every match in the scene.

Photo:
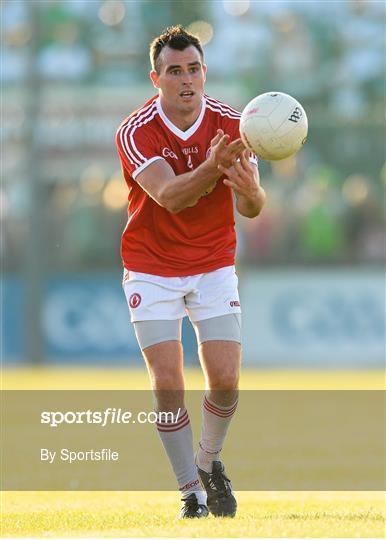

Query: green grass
[2,491,385,537]
[2,367,385,537]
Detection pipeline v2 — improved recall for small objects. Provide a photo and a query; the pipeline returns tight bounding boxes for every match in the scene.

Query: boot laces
[181,495,199,511]
[208,468,231,497]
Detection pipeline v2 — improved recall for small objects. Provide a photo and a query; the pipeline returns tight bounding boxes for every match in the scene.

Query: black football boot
[197,461,237,517]
[179,493,209,519]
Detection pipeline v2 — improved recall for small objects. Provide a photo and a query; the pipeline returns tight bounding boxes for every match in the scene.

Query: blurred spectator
[2,0,385,272]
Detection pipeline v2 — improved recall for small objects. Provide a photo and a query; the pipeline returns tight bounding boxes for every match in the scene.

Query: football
[240,92,308,160]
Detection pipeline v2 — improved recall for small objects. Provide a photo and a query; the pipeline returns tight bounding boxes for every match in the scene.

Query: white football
[240,92,308,161]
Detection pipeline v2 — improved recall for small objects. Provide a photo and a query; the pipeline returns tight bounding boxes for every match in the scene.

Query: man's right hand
[208,129,245,169]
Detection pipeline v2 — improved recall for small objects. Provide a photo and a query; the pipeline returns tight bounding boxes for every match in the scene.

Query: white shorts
[122,265,241,323]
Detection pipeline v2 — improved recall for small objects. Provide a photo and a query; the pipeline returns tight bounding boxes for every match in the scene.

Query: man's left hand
[218,150,259,198]
[218,150,266,218]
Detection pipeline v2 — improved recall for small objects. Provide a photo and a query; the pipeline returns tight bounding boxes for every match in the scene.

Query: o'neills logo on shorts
[230,300,240,307]
[129,293,141,308]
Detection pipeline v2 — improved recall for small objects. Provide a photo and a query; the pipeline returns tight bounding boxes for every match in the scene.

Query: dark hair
[150,25,204,73]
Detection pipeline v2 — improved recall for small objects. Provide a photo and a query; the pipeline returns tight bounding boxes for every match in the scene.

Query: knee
[207,368,239,391]
[145,357,182,389]
[149,366,184,408]
[152,371,182,390]
[146,358,183,391]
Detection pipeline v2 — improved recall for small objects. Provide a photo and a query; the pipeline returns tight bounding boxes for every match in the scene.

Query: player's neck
[159,97,202,132]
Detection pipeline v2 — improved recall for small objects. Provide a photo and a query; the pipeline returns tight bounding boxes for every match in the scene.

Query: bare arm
[219,150,266,218]
[135,131,245,213]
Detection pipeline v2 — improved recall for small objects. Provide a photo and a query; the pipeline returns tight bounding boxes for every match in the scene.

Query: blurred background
[2,0,385,368]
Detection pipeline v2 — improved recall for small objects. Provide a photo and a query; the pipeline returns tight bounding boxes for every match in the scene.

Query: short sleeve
[116,121,164,180]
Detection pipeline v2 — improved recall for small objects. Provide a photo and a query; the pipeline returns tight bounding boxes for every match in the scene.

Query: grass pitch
[2,367,385,537]
[2,490,384,538]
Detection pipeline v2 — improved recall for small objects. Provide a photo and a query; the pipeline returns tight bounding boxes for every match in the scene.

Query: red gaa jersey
[116,94,257,277]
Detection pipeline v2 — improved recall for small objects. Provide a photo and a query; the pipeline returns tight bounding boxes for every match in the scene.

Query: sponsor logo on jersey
[182,146,199,155]
[230,300,240,307]
[129,293,141,308]
[162,147,178,159]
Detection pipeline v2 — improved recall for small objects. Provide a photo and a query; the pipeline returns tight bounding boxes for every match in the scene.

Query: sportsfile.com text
[40,408,182,427]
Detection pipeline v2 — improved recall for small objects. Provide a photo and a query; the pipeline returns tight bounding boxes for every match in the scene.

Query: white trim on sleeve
[132,156,165,180]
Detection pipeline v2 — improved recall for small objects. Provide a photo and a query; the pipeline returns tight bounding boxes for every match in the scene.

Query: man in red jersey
[116,26,266,518]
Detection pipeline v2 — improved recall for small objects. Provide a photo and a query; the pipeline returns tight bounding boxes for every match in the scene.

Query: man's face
[150,45,207,115]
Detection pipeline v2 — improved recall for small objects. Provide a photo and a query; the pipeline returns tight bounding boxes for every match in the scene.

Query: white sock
[156,408,207,504]
[195,393,238,473]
